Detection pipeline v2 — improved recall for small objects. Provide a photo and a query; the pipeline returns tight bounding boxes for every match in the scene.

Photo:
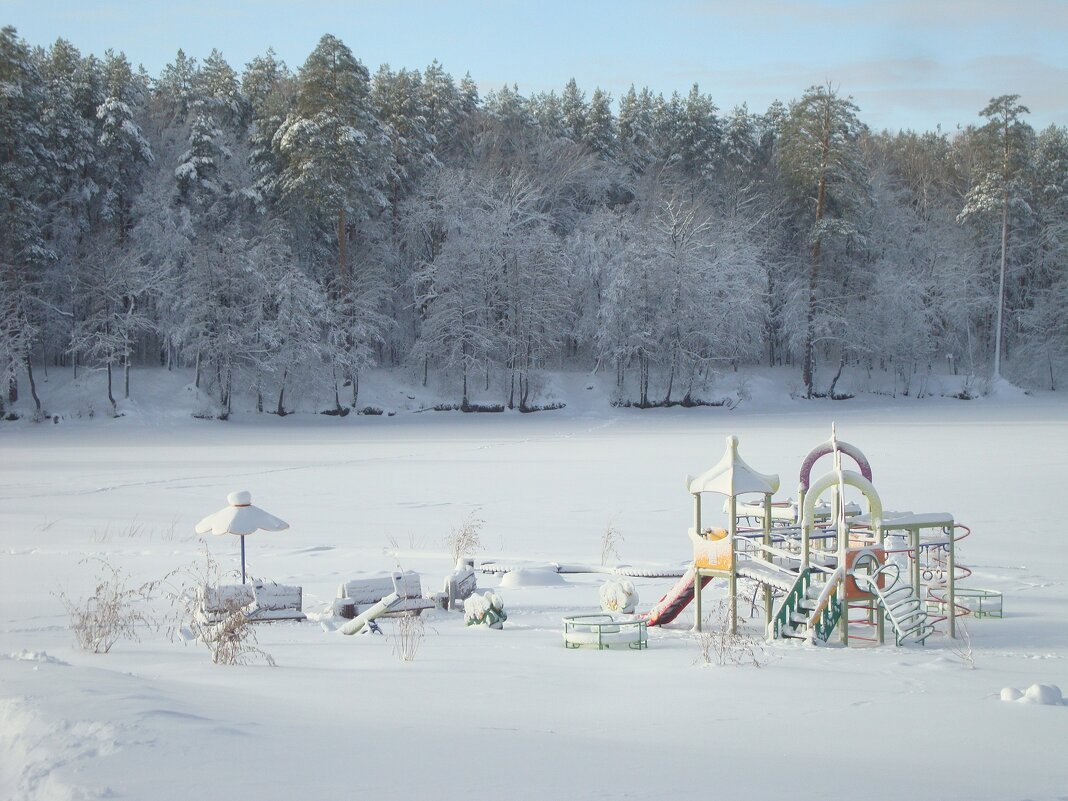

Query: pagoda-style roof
[686,435,780,497]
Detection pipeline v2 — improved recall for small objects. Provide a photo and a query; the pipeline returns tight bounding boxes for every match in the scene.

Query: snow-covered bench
[198,580,306,623]
[333,571,435,619]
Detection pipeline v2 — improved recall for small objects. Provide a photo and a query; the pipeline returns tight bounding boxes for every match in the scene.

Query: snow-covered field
[2,370,1067,801]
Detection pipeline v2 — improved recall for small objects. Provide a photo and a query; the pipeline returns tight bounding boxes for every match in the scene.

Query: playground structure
[192,430,986,651]
[641,428,978,647]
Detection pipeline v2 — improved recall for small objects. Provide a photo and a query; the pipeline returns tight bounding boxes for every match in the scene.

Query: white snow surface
[1,367,1067,800]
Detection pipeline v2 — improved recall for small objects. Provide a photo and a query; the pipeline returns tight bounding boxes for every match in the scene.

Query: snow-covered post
[693,489,703,629]
[763,492,773,630]
[947,523,957,639]
[727,494,738,635]
[693,492,702,543]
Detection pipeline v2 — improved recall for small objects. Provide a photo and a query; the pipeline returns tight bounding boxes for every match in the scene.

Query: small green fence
[563,615,648,650]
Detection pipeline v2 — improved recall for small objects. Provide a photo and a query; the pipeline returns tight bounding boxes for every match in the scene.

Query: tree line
[2,27,1066,418]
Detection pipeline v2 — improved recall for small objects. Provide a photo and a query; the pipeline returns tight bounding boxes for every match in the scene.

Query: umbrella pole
[241,535,246,584]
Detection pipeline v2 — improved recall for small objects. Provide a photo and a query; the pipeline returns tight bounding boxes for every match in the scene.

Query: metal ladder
[853,561,935,645]
[768,567,843,642]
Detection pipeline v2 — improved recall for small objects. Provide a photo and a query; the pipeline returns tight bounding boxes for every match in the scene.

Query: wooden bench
[198,580,306,623]
[333,571,435,619]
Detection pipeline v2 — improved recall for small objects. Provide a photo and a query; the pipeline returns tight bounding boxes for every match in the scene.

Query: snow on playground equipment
[640,428,980,647]
[463,591,507,628]
[637,435,779,633]
[600,579,639,614]
[937,586,1002,619]
[563,615,648,650]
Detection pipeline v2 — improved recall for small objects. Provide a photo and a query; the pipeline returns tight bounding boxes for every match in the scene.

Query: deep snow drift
[1,369,1066,801]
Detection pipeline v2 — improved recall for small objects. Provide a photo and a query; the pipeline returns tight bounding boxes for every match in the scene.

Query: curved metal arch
[799,440,873,491]
[803,469,882,530]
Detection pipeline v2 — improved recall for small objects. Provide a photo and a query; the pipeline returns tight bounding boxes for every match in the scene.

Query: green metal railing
[812,585,843,642]
[769,567,844,642]
[769,569,810,639]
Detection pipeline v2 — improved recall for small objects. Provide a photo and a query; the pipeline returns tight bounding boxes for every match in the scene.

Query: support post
[839,510,848,647]
[728,495,738,635]
[911,529,921,596]
[240,535,247,584]
[693,493,702,632]
[877,597,885,644]
[694,568,703,632]
[764,493,773,630]
[947,524,956,639]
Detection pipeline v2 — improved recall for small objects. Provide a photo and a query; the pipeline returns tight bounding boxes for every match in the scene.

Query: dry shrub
[445,513,484,566]
[600,518,623,566]
[950,617,976,669]
[198,605,276,667]
[167,545,274,666]
[57,557,161,653]
[694,601,769,668]
[390,613,425,662]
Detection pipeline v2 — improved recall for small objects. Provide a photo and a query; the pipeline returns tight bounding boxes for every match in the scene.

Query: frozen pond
[2,391,1067,800]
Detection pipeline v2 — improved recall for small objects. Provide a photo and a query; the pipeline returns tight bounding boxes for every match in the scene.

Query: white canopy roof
[194,490,289,537]
[686,435,780,497]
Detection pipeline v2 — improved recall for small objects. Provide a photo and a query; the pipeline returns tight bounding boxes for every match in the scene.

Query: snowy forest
[2,27,1067,418]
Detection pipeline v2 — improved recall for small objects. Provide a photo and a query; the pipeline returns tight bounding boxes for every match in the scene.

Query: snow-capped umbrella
[194,490,289,584]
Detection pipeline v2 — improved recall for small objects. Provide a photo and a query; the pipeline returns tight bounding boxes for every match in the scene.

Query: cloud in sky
[5,0,1066,132]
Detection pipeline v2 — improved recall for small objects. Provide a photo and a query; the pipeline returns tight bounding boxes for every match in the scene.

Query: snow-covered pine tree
[372,65,437,208]
[957,95,1034,379]
[777,84,867,396]
[676,83,721,185]
[617,85,656,176]
[95,50,153,243]
[273,35,392,406]
[242,48,293,213]
[154,49,198,126]
[529,90,565,139]
[197,49,244,127]
[1015,124,1068,388]
[174,103,231,210]
[583,88,616,161]
[274,34,390,284]
[36,40,102,383]
[0,26,53,415]
[560,78,587,143]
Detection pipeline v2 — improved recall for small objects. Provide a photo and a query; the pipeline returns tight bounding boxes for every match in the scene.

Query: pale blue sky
[5,0,1067,132]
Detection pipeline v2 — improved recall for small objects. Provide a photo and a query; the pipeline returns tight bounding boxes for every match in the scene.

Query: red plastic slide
[640,567,715,626]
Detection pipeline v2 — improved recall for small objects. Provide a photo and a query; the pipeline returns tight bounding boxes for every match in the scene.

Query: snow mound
[4,650,69,666]
[0,697,119,800]
[1001,684,1064,705]
[498,568,566,588]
